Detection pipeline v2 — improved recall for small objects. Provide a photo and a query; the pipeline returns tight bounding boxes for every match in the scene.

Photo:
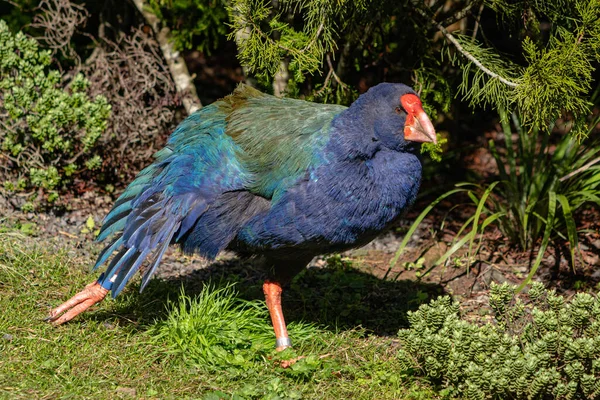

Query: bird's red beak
[401,94,437,144]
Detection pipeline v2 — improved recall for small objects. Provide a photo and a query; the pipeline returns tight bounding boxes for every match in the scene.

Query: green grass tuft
[150,284,320,369]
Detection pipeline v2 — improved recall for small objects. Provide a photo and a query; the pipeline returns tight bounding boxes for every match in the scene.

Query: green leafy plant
[487,111,600,285]
[0,20,111,206]
[393,108,600,284]
[397,282,600,400]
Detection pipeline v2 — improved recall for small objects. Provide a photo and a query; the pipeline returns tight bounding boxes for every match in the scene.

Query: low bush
[0,19,111,207]
[397,282,600,399]
[1,0,181,209]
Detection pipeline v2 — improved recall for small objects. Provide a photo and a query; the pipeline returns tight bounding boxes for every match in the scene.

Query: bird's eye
[395,106,406,115]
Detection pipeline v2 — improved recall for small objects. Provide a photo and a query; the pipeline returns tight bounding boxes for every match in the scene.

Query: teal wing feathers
[223,85,347,201]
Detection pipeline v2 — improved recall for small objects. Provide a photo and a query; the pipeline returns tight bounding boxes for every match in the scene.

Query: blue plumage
[93,83,432,297]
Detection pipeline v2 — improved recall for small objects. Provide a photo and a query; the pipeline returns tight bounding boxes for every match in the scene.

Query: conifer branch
[247,18,325,56]
[415,6,518,89]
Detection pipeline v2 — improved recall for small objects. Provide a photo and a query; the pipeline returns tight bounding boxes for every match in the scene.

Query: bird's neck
[325,102,408,162]
[326,110,379,161]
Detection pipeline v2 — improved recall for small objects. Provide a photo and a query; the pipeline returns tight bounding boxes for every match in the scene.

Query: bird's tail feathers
[94,192,204,297]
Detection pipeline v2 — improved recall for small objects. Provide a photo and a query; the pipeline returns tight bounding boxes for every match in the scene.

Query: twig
[472,3,485,39]
[131,0,201,114]
[313,69,333,97]
[415,6,518,88]
[59,231,79,239]
[314,54,348,98]
[32,0,88,61]
[559,155,600,182]
[326,54,348,89]
[440,1,477,27]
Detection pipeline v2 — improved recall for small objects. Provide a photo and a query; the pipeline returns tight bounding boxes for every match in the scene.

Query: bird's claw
[46,281,109,325]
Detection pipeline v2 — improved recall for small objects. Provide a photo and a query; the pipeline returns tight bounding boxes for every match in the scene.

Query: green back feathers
[222,84,346,200]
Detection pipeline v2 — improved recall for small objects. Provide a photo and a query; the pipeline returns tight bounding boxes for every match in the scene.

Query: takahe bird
[47,83,436,350]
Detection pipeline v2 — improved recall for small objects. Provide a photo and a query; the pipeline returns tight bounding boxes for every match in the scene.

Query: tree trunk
[131,0,202,114]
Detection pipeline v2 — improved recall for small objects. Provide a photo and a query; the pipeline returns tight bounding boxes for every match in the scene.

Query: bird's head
[341,83,436,156]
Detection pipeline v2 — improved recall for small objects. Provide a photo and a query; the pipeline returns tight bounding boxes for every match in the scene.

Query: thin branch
[472,3,485,39]
[326,54,347,89]
[415,6,518,88]
[440,1,478,27]
[313,69,333,97]
[559,155,600,182]
[131,0,201,114]
[313,54,349,98]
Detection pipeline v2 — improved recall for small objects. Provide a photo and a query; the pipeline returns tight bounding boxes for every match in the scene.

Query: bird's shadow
[90,256,444,336]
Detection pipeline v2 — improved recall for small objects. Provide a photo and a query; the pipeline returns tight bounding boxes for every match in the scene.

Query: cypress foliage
[226,0,599,135]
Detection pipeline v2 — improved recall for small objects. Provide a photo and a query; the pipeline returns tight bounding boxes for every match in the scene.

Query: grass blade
[556,194,579,269]
[517,191,556,292]
[389,188,466,270]
[467,182,499,259]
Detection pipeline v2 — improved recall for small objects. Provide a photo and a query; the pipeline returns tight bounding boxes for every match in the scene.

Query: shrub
[1,0,182,208]
[33,0,181,196]
[485,111,600,278]
[0,20,111,206]
[397,282,600,399]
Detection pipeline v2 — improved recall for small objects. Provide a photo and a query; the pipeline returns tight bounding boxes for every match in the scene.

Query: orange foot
[279,354,332,368]
[45,281,109,325]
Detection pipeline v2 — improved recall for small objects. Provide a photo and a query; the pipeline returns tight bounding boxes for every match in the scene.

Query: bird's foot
[279,353,331,368]
[45,281,109,325]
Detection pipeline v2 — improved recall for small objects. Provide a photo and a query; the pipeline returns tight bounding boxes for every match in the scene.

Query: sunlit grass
[0,231,441,399]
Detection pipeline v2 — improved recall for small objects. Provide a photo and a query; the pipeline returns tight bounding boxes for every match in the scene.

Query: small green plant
[486,111,600,285]
[0,20,111,207]
[397,282,600,400]
[150,284,316,370]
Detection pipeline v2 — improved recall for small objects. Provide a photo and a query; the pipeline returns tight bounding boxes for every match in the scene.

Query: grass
[0,231,442,399]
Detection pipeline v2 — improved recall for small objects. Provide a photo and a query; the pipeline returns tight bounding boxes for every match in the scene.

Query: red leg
[46,281,109,325]
[263,280,292,351]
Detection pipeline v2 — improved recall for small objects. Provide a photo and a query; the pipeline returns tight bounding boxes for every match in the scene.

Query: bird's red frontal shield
[401,94,437,144]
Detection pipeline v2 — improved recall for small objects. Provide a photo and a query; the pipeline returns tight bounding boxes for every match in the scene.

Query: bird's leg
[263,280,292,351]
[45,281,109,325]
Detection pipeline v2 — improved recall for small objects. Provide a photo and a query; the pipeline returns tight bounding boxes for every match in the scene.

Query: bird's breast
[236,149,422,254]
[289,150,422,248]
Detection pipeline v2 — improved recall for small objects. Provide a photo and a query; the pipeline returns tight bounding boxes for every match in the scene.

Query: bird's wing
[94,104,248,296]
[223,85,347,201]
[93,85,345,296]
